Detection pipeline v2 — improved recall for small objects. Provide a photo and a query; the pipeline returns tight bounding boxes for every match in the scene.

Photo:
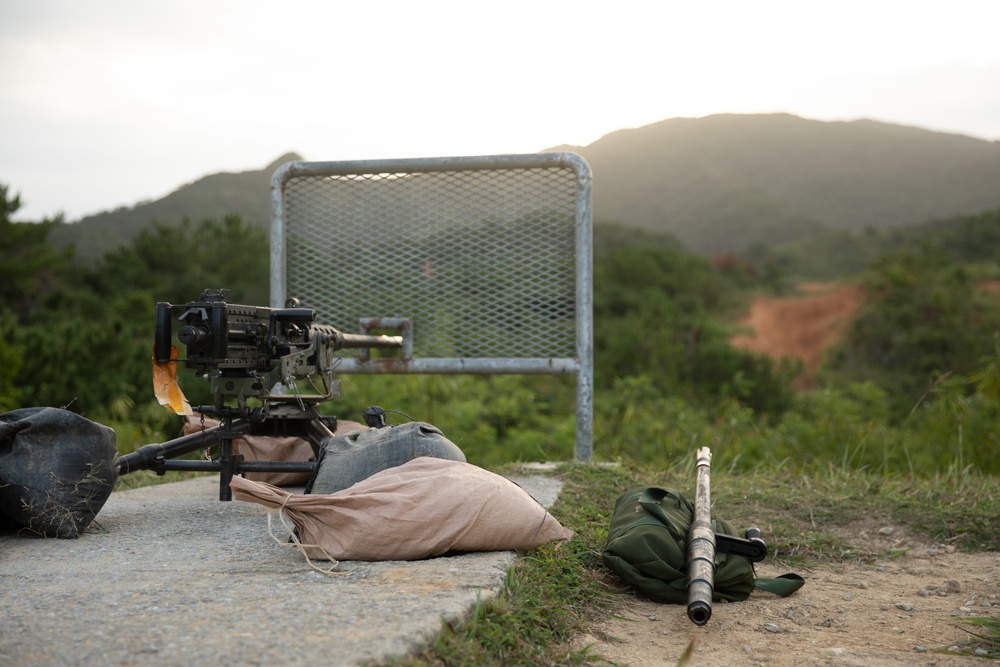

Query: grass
[373,459,1000,667]
[943,617,1000,659]
[380,463,629,666]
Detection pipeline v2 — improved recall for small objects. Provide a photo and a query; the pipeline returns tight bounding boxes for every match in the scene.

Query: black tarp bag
[0,407,118,538]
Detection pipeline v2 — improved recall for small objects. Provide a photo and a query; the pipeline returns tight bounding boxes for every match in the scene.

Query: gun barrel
[687,446,715,626]
[337,332,404,349]
[306,323,402,351]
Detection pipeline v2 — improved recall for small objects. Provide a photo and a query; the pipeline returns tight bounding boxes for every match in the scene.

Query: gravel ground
[0,472,562,667]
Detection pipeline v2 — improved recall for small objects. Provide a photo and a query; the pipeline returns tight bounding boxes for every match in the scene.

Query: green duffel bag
[602,486,804,604]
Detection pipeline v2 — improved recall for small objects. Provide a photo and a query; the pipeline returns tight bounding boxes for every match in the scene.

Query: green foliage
[592,239,798,415]
[12,293,152,413]
[584,367,1000,477]
[0,311,25,411]
[943,617,1000,659]
[970,333,1000,400]
[592,221,686,256]
[1,202,268,426]
[824,244,1000,417]
[0,184,73,409]
[765,207,1000,282]
[5,178,1000,481]
[681,336,801,415]
[0,184,75,317]
[85,215,269,305]
[754,228,887,281]
[329,374,578,468]
[900,207,1000,265]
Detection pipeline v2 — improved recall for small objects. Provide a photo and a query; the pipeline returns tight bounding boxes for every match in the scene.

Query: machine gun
[117,289,403,500]
[686,447,768,626]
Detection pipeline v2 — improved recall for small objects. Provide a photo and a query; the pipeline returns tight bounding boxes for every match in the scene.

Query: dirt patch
[978,280,1000,293]
[730,284,865,389]
[579,536,998,666]
[730,280,1000,390]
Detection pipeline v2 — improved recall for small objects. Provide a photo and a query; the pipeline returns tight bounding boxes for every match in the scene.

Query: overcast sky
[3,0,999,222]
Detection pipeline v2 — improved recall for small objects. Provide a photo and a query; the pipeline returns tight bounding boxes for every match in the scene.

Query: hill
[50,152,302,262]
[50,113,1000,262]
[549,113,1000,252]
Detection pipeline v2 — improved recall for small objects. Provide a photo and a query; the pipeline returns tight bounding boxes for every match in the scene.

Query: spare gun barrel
[687,446,715,626]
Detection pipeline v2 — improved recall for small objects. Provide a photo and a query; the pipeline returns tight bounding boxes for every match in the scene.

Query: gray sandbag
[0,407,118,538]
[305,421,465,495]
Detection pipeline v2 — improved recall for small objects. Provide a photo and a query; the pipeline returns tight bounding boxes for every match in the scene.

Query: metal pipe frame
[270,153,593,461]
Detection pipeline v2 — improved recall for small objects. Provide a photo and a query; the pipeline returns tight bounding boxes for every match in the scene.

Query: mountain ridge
[49,152,304,261]
[50,113,1000,261]
[548,113,1000,252]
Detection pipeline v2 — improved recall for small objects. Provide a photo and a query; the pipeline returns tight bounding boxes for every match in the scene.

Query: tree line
[3,182,1000,474]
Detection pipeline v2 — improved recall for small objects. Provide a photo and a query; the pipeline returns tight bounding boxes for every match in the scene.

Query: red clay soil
[979,279,1000,293]
[729,283,865,389]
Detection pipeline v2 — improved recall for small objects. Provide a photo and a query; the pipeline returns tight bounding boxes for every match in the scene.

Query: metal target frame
[270,152,593,460]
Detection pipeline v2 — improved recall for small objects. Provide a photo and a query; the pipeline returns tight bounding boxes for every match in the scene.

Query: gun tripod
[116,404,337,501]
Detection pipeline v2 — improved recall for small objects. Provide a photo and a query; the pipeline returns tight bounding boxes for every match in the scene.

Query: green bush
[593,240,797,415]
[824,244,1000,418]
[0,311,24,411]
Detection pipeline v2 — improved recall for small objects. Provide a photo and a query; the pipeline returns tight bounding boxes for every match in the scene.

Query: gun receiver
[153,288,402,416]
[686,447,767,626]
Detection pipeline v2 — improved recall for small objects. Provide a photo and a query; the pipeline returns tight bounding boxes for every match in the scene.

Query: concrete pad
[0,473,562,667]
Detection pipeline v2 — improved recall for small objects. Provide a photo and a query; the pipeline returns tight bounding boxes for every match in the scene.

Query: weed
[942,617,1000,659]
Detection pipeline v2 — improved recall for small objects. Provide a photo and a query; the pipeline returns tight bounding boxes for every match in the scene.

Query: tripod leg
[117,419,250,476]
[218,436,244,502]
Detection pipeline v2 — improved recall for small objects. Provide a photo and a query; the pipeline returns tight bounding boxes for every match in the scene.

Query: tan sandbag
[230,457,572,561]
[183,416,365,485]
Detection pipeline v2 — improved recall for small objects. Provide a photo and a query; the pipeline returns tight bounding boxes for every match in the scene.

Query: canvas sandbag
[304,421,466,494]
[231,457,572,561]
[0,407,118,538]
[602,486,803,604]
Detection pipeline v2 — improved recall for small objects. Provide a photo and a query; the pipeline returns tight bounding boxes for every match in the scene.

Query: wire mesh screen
[272,154,590,361]
[271,153,593,459]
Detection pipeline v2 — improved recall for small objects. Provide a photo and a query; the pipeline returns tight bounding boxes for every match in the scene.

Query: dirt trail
[729,283,865,389]
[579,533,999,666]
